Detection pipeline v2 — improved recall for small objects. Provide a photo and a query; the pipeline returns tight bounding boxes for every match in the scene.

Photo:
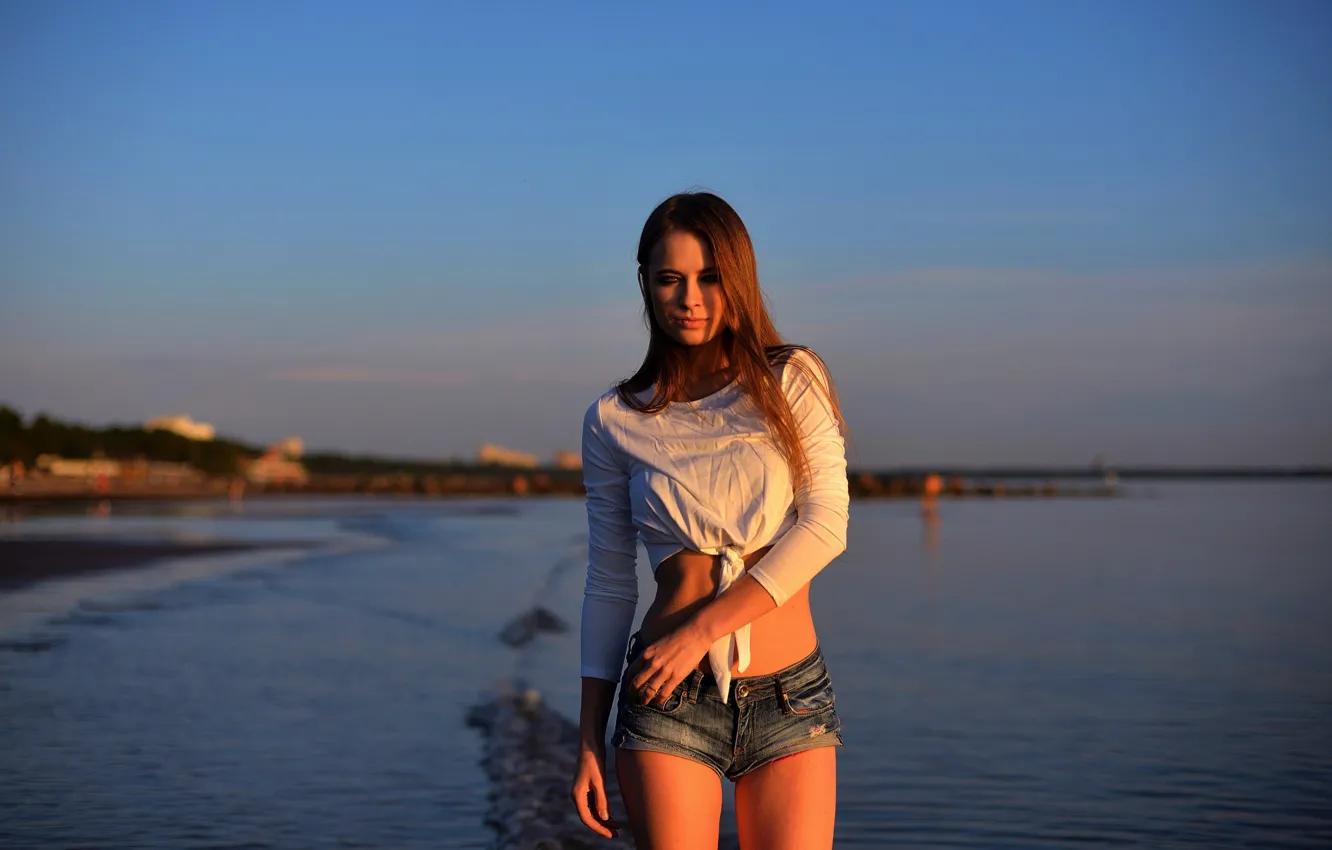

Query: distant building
[246,456,308,485]
[242,436,308,485]
[36,454,122,479]
[245,449,309,486]
[553,451,582,470]
[478,443,539,469]
[145,414,216,441]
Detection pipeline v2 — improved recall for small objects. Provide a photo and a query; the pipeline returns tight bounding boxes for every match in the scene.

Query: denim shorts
[611,632,843,781]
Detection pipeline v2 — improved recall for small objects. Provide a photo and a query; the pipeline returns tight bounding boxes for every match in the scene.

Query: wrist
[579,731,606,753]
[684,613,718,647]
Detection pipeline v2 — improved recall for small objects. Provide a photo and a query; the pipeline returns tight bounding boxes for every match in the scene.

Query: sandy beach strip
[0,538,308,592]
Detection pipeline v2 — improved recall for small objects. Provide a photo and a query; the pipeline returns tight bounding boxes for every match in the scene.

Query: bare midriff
[638,545,818,677]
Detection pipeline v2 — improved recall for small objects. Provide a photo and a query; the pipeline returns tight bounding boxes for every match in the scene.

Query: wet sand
[0,538,305,592]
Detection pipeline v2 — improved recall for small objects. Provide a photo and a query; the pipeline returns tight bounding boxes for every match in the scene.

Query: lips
[675,316,708,328]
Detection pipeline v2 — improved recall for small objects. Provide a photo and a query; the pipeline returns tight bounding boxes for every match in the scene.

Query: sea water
[1,483,1328,848]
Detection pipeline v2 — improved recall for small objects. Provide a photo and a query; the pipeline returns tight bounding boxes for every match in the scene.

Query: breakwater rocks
[466,684,635,850]
[498,606,569,648]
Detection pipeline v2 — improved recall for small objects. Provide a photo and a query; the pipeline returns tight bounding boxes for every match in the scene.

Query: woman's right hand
[571,746,620,839]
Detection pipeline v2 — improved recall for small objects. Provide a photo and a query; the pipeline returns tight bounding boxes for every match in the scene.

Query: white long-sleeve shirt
[580,347,850,702]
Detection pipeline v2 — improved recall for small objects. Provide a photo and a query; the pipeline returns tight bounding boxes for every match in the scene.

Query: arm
[571,399,636,838]
[628,576,779,706]
[681,572,778,647]
[745,347,850,604]
[573,677,620,838]
[578,399,639,687]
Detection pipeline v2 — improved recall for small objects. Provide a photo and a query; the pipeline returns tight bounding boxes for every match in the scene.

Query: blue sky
[3,0,1329,465]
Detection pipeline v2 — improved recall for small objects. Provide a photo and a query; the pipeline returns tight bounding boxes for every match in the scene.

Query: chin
[674,330,717,347]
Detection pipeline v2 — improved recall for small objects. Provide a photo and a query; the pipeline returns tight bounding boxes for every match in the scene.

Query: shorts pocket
[623,679,688,715]
[778,672,835,716]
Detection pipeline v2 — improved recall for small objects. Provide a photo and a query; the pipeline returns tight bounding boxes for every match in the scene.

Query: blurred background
[2,2,1329,849]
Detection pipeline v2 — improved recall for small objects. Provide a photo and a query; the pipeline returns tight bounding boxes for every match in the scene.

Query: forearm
[688,573,779,644]
[746,507,847,607]
[578,677,619,753]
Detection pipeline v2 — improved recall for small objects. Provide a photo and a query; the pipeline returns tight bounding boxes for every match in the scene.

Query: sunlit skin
[571,230,836,848]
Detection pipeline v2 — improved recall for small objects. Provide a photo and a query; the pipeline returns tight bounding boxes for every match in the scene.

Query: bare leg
[617,749,723,850]
[735,747,837,850]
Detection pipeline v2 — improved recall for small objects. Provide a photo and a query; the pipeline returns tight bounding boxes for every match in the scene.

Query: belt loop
[687,670,702,704]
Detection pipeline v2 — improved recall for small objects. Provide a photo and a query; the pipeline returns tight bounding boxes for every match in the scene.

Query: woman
[570,192,850,849]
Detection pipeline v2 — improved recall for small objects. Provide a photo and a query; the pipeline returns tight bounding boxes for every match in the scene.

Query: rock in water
[498,606,569,648]
[467,683,635,849]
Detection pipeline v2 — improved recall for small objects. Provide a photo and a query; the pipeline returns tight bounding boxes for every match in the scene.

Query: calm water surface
[1,483,1329,848]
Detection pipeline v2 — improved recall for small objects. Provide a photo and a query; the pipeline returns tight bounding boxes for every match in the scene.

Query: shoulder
[767,345,834,392]
[583,388,623,432]
[584,386,650,442]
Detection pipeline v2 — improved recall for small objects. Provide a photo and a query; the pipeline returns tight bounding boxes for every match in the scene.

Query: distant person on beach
[571,192,850,848]
[921,472,942,519]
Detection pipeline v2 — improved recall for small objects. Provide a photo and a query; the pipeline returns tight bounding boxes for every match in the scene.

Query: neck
[678,338,729,383]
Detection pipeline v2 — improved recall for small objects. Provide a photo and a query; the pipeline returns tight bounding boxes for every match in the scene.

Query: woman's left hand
[626,622,713,707]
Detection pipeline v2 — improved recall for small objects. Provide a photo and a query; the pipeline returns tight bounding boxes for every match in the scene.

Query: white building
[553,450,582,470]
[246,454,309,485]
[245,438,309,485]
[145,414,216,441]
[478,443,539,469]
[36,454,123,478]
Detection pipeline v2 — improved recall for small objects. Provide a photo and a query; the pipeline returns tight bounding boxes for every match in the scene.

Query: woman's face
[644,230,727,348]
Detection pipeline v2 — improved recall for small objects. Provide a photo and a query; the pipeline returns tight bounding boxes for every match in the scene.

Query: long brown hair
[616,191,847,492]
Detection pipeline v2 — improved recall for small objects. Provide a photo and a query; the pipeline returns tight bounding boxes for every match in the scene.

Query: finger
[574,785,613,838]
[630,659,660,692]
[641,672,672,704]
[630,644,660,678]
[636,681,655,704]
[653,673,683,706]
[593,778,618,831]
[636,667,672,705]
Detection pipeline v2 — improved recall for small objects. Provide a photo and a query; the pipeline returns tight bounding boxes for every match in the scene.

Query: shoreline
[0,477,1125,503]
[5,466,1326,505]
[0,537,307,593]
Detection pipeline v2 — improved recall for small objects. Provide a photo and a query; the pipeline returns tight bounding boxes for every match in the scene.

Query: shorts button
[736,684,749,699]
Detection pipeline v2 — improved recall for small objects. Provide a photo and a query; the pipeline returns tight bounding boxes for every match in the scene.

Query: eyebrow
[656,266,719,277]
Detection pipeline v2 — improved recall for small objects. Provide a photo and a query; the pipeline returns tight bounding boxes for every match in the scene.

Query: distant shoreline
[1,466,1328,506]
[876,466,1332,480]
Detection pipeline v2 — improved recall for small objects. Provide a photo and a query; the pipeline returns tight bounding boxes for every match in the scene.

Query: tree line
[0,404,261,476]
[0,404,557,479]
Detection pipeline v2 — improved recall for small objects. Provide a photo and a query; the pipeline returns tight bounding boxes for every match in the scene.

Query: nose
[678,275,704,309]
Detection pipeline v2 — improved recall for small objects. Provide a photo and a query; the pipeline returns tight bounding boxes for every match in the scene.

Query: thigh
[734,746,837,850]
[616,749,723,850]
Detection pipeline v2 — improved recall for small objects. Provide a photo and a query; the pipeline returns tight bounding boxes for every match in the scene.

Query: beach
[0,537,306,591]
